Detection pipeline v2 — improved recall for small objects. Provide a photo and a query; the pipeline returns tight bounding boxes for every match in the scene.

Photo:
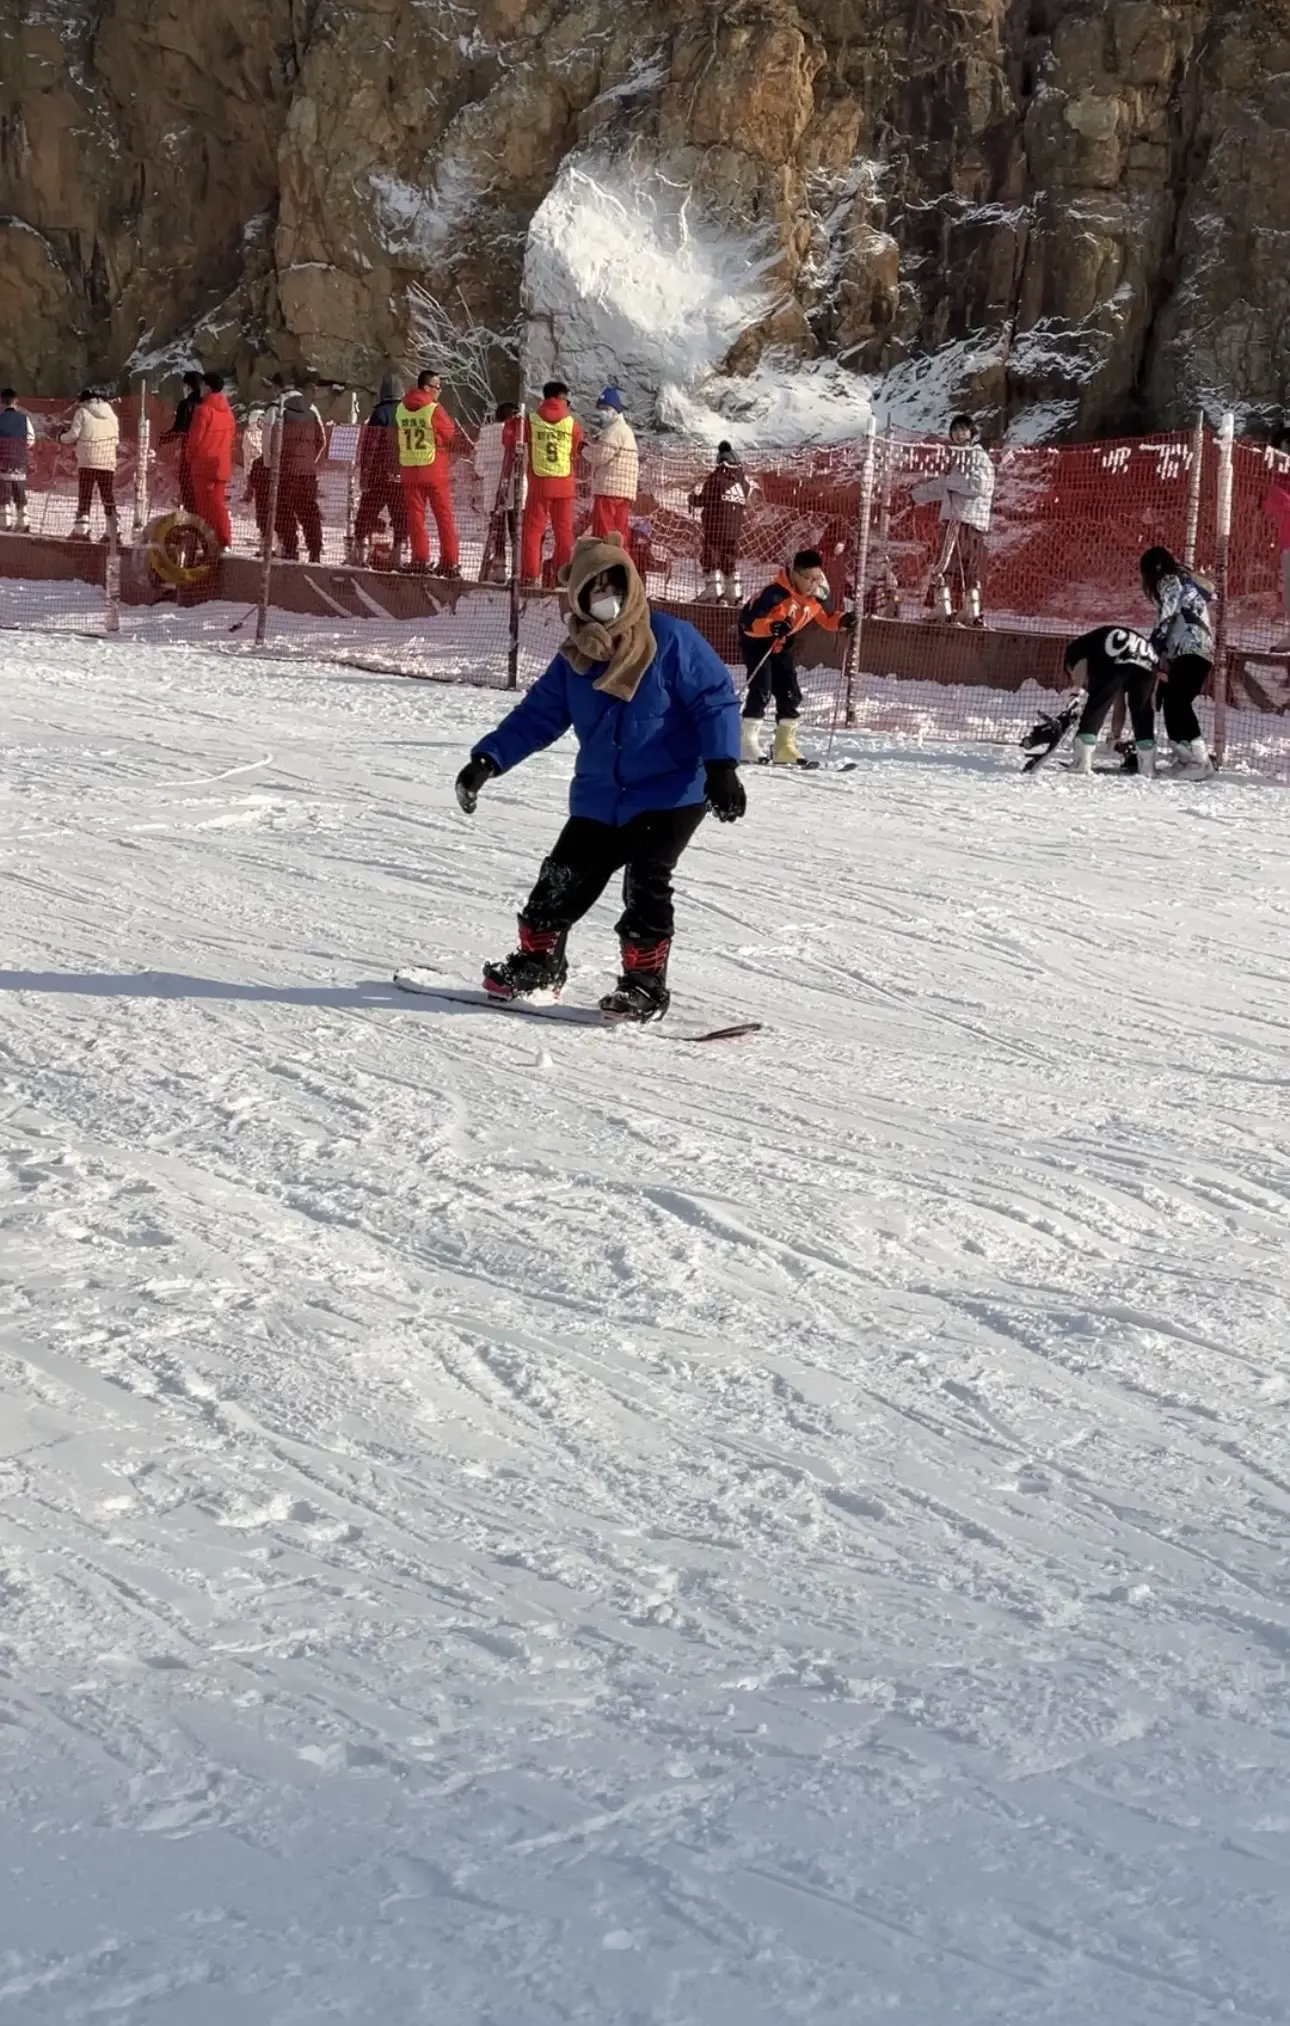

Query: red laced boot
[599,939,671,1023]
[482,921,568,1000]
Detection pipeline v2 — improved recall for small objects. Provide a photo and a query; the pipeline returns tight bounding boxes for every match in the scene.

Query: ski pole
[742,638,779,693]
[740,624,799,696]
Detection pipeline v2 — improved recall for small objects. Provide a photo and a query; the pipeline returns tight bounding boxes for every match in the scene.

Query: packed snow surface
[3,633,1290,2024]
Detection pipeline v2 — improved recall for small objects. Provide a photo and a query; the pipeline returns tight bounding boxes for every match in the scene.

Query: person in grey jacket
[914,414,995,621]
[1141,545,1216,778]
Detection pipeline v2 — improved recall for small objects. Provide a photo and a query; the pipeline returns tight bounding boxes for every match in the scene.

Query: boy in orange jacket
[738,549,855,765]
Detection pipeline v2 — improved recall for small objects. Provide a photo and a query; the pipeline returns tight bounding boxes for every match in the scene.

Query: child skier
[737,548,855,765]
[689,441,752,603]
[1063,624,1160,775]
[453,532,745,1023]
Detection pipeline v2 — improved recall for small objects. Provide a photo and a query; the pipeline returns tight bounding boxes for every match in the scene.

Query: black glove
[770,618,793,640]
[705,761,746,824]
[455,753,497,815]
[839,609,857,632]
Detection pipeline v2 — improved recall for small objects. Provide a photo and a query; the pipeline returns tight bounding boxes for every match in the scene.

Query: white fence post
[133,376,151,539]
[255,395,285,649]
[506,398,528,691]
[104,503,121,634]
[345,389,359,558]
[1211,410,1235,766]
[841,414,879,731]
[1183,407,1205,570]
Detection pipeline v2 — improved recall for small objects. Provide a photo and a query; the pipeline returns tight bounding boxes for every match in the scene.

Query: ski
[755,758,857,774]
[392,974,763,1043]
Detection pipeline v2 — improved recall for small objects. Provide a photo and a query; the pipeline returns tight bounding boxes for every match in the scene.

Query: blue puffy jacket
[473,611,741,825]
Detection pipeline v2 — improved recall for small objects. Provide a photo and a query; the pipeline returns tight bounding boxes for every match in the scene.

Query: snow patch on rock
[520,156,1080,445]
[522,153,781,424]
[370,160,483,264]
[658,355,873,450]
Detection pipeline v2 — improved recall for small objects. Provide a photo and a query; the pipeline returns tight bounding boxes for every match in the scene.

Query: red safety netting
[2,402,1287,779]
[1222,440,1290,753]
[836,430,1205,754]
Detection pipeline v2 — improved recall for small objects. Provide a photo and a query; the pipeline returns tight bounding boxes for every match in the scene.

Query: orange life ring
[144,510,219,588]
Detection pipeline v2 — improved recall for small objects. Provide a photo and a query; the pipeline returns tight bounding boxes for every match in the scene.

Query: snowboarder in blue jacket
[454,530,745,1022]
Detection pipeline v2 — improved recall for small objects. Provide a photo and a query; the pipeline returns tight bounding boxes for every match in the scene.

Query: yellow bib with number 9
[528,411,574,479]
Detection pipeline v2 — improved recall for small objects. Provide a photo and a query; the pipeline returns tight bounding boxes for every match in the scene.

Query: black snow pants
[741,641,801,722]
[1160,654,1212,744]
[1077,659,1158,746]
[520,806,707,949]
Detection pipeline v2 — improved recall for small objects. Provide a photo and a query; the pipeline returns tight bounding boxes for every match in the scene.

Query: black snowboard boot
[483,921,568,1000]
[599,939,671,1023]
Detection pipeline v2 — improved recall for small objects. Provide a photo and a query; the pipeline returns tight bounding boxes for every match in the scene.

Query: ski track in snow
[2,633,1289,2024]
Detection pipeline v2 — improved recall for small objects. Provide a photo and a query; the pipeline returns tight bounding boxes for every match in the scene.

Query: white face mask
[588,591,622,624]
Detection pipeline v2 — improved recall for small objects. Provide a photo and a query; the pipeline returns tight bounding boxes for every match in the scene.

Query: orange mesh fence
[1,403,1287,778]
[837,430,1204,753]
[1220,440,1290,769]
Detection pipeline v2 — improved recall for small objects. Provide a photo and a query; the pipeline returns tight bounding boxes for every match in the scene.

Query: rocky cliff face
[2,0,1287,438]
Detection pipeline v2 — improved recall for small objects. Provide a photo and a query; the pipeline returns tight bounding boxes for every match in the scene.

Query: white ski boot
[1067,734,1096,774]
[0,503,12,532]
[772,719,805,766]
[724,575,743,606]
[700,571,722,601]
[1168,736,1214,779]
[70,516,90,540]
[1135,739,1157,779]
[740,718,764,764]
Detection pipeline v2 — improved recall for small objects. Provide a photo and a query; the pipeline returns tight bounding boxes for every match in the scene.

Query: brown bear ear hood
[558,530,657,701]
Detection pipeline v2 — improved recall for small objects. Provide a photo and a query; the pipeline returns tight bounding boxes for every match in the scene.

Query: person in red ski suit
[185,371,237,548]
[517,380,585,585]
[396,370,460,576]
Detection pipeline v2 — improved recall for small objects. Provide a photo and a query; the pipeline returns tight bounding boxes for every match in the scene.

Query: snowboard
[1020,696,1083,772]
[392,973,763,1043]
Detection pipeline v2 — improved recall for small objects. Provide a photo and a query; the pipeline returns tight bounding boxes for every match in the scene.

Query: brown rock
[0,0,1287,437]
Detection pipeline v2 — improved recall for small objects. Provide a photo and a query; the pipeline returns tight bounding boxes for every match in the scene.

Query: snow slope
[3,633,1290,2025]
